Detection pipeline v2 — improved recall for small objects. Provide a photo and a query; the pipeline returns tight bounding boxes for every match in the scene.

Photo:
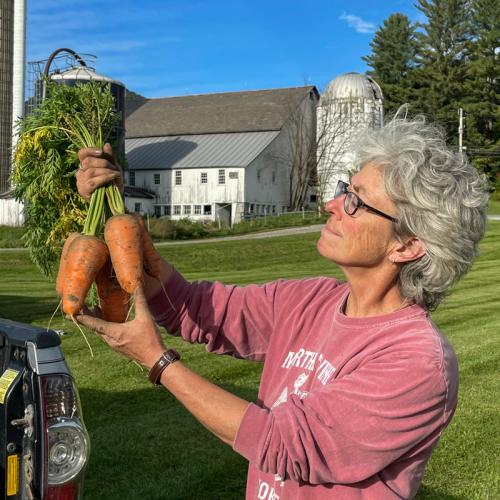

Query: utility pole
[458,108,464,153]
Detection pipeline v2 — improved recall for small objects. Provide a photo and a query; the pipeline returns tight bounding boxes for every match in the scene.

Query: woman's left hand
[75,288,166,369]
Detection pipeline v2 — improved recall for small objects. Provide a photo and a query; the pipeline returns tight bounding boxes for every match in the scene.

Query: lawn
[0,222,499,499]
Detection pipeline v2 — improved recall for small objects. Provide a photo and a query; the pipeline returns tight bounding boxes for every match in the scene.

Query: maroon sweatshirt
[149,271,458,499]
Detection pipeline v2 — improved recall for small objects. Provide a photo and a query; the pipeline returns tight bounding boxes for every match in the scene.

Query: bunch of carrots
[43,85,164,346]
[56,208,161,323]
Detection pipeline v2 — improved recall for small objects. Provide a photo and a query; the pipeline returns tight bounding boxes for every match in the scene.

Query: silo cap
[50,66,124,87]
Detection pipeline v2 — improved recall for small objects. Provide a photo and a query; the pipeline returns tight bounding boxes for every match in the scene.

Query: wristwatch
[148,349,181,385]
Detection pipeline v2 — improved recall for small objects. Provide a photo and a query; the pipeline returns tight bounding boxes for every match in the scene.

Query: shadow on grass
[0,294,59,324]
[79,382,257,500]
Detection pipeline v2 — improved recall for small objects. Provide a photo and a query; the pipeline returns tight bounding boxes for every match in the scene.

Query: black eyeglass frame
[334,180,398,223]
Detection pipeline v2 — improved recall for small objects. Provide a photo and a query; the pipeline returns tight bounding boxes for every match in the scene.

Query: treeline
[362,0,499,190]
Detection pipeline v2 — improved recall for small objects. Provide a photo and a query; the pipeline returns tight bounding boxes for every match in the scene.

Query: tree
[363,13,418,116]
[315,99,368,206]
[412,0,471,140]
[463,0,500,189]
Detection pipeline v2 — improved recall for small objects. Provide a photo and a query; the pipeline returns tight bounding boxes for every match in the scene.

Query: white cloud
[339,13,375,34]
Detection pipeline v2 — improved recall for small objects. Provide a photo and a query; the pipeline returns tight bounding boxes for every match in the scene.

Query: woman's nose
[324,196,343,218]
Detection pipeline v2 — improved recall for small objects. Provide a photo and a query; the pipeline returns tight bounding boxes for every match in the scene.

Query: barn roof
[125,86,318,138]
[126,131,279,170]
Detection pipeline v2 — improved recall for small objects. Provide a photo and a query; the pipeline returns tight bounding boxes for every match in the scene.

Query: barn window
[184,205,191,215]
[164,206,171,216]
[154,206,161,217]
[173,205,181,215]
[194,205,201,215]
[204,204,212,215]
[134,202,142,213]
[129,171,136,186]
[218,169,225,185]
[175,171,182,186]
[154,173,161,185]
[229,171,238,179]
[201,172,208,184]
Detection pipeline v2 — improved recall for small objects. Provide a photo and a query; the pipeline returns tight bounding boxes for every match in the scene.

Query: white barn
[124,86,319,225]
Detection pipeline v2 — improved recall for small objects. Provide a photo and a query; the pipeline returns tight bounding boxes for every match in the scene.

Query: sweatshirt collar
[333,284,427,329]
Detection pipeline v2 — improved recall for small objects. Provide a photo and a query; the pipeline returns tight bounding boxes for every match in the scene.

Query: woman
[76,116,488,499]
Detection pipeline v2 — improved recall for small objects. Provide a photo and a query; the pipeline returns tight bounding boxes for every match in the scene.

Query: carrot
[95,258,130,323]
[132,213,176,312]
[62,235,109,316]
[104,214,143,294]
[56,232,80,297]
[132,214,162,277]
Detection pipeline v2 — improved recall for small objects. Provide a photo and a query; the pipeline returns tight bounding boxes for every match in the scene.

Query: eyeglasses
[334,180,398,223]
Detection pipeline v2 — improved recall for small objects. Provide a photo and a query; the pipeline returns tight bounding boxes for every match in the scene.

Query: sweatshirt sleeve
[233,353,453,485]
[147,269,284,360]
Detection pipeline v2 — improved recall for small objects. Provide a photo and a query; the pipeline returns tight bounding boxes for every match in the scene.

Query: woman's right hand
[76,143,124,201]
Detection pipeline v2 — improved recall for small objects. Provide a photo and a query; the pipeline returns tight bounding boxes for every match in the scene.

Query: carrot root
[69,315,94,358]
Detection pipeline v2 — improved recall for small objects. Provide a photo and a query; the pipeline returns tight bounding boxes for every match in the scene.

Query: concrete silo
[0,0,26,195]
[316,72,383,203]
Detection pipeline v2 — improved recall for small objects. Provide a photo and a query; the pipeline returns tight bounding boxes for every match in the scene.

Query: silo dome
[323,72,383,101]
[50,66,123,86]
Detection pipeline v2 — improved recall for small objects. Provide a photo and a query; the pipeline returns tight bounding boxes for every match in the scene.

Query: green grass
[0,225,25,248]
[487,196,500,215]
[0,223,499,499]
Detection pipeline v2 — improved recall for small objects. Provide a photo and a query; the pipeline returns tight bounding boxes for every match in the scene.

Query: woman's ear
[390,237,426,264]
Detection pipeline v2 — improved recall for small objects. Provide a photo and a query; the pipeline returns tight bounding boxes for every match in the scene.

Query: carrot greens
[12,80,123,276]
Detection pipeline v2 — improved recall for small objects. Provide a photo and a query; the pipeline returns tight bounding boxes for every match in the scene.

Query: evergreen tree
[463,0,500,189]
[413,0,471,140]
[363,13,418,117]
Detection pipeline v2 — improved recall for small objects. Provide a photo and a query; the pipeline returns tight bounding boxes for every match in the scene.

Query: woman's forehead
[351,163,384,193]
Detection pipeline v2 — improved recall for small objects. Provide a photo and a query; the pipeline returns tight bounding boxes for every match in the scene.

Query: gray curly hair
[353,115,489,310]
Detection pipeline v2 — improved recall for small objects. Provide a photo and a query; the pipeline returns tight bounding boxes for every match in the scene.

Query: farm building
[123,86,319,225]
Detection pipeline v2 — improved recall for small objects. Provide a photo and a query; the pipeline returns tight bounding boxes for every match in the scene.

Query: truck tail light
[41,374,90,499]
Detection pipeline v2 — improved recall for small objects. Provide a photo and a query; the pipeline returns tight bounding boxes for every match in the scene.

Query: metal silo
[44,49,126,156]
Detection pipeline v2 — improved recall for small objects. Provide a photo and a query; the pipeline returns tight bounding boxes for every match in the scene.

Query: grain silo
[0,0,26,195]
[45,49,126,156]
[316,72,383,203]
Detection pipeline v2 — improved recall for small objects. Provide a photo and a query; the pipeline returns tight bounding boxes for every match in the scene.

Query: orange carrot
[132,213,175,312]
[104,214,143,294]
[95,258,130,323]
[56,232,80,297]
[62,235,109,316]
[132,214,162,278]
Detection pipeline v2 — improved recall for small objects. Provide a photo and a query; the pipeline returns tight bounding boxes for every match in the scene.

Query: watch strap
[148,349,180,385]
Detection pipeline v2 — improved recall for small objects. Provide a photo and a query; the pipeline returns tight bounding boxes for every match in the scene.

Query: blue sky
[27,0,422,98]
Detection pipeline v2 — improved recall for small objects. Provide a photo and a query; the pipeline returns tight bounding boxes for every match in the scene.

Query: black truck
[0,318,89,499]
